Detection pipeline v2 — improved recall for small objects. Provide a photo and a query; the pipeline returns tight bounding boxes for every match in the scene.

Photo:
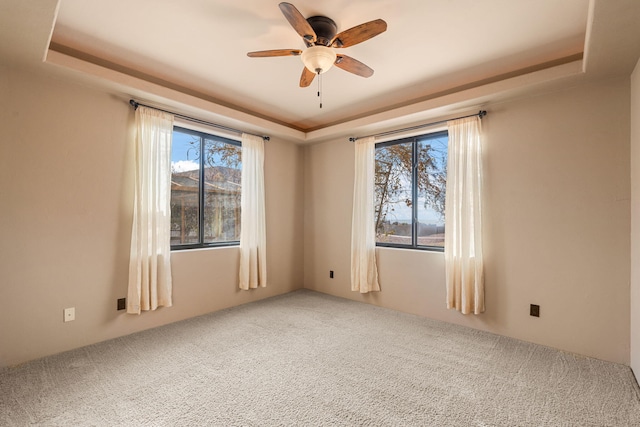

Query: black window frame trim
[375,130,448,253]
[171,126,242,251]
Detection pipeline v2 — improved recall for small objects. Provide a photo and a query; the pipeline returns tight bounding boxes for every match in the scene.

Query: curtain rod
[349,110,487,142]
[129,100,270,141]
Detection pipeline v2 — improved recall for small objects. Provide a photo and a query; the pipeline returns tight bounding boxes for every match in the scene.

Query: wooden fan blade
[335,55,374,78]
[247,49,302,58]
[279,2,317,43]
[300,67,316,87]
[331,19,387,48]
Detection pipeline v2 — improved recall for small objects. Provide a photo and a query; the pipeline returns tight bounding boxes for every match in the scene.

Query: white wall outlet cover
[63,307,75,322]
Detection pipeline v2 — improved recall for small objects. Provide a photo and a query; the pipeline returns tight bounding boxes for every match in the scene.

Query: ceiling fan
[247,2,387,88]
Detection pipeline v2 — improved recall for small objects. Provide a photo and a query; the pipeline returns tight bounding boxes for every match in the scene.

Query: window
[375,131,448,250]
[170,127,242,249]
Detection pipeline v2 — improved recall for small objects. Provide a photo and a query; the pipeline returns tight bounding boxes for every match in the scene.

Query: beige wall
[304,78,631,364]
[0,66,304,367]
[0,62,633,367]
[631,58,640,374]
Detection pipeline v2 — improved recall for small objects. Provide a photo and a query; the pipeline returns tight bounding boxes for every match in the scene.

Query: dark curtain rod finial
[129,99,139,110]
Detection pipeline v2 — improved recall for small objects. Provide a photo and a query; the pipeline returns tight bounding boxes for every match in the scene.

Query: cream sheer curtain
[351,136,381,293]
[239,133,267,290]
[127,106,174,314]
[445,116,485,314]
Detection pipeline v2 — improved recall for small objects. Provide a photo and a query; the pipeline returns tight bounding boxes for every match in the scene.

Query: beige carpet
[1,290,639,426]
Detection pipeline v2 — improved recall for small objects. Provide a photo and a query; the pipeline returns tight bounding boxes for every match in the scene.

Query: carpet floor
[1,289,639,426]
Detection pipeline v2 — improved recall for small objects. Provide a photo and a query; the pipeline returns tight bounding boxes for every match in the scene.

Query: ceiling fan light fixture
[301,46,337,74]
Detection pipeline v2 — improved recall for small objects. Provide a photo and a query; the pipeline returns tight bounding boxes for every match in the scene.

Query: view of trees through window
[375,131,448,249]
[170,127,242,248]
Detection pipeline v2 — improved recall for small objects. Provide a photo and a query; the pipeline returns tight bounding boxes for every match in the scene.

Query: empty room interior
[2,0,640,425]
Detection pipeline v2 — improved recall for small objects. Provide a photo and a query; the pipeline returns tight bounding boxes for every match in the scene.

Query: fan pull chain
[317,71,322,109]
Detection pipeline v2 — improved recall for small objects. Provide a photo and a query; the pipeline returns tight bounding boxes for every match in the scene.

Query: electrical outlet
[63,307,75,322]
[530,304,540,317]
[117,298,126,311]
[330,270,334,279]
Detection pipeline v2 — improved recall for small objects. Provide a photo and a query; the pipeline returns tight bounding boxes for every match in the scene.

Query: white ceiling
[49,0,589,130]
[2,0,640,143]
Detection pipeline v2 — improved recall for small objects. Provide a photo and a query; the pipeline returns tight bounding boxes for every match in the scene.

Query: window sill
[171,243,239,252]
[376,244,444,253]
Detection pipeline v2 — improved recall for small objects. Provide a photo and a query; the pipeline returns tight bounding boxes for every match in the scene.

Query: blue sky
[171,131,200,172]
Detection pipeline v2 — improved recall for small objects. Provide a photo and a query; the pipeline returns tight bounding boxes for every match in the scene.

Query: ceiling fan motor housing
[306,16,338,46]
